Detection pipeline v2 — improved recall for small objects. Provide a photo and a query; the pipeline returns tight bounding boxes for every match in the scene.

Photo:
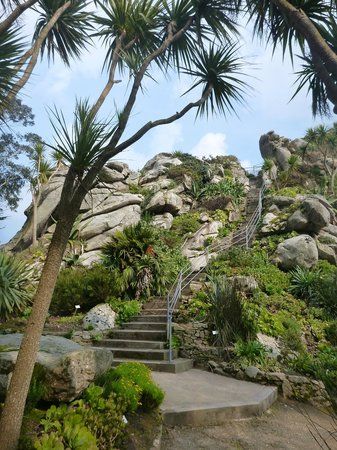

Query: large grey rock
[257,333,281,359]
[260,212,281,234]
[140,153,181,184]
[81,204,141,244]
[260,132,292,170]
[323,224,337,237]
[145,191,183,214]
[83,304,116,331]
[316,242,337,265]
[301,198,331,232]
[230,276,258,294]
[152,212,174,230]
[99,166,125,183]
[81,192,142,220]
[287,209,309,232]
[273,235,318,270]
[0,334,112,402]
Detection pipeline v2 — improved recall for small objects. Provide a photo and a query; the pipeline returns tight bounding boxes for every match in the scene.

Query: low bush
[290,346,337,395]
[50,265,115,315]
[234,340,268,365]
[34,384,127,450]
[178,291,210,322]
[208,248,290,295]
[0,252,32,317]
[171,213,201,236]
[202,179,245,205]
[201,195,233,211]
[108,299,141,325]
[281,317,304,352]
[208,277,255,347]
[325,321,337,346]
[97,362,164,412]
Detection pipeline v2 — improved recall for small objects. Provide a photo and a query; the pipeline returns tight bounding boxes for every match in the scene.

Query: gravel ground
[161,400,337,450]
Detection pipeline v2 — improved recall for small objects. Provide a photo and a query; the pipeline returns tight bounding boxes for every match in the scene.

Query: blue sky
[0,15,330,244]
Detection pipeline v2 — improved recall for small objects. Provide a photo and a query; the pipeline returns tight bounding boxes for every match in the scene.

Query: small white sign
[75,305,81,309]
[212,330,219,335]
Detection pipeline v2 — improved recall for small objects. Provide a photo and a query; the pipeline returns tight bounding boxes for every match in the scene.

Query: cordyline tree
[0,0,248,448]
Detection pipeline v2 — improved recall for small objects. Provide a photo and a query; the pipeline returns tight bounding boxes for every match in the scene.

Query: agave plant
[0,252,32,317]
[289,266,320,303]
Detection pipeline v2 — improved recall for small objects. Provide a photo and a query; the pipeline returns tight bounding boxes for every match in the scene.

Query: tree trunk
[270,0,337,111]
[32,193,37,246]
[0,0,38,35]
[0,175,79,450]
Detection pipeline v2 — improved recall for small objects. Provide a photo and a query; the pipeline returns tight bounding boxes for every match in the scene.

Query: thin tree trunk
[32,193,37,246]
[0,176,79,450]
[3,1,71,106]
[0,0,38,35]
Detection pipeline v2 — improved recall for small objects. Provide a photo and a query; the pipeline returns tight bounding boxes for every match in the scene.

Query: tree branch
[91,31,129,116]
[0,0,38,35]
[115,86,212,153]
[2,1,71,106]
[271,0,337,76]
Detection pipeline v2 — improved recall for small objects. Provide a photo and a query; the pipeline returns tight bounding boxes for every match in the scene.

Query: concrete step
[134,315,167,323]
[104,348,178,361]
[92,339,165,349]
[141,308,167,316]
[121,322,166,331]
[111,329,167,341]
[153,369,278,427]
[111,357,193,373]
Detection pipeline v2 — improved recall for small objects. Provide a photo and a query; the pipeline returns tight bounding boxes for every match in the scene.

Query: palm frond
[33,0,93,66]
[0,28,26,117]
[47,99,116,176]
[182,42,249,117]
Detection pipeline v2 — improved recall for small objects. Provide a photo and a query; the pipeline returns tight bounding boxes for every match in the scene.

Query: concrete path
[152,369,277,427]
[161,400,337,449]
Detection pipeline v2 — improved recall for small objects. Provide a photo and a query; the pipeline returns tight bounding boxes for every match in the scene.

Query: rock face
[273,235,318,270]
[260,131,292,171]
[139,153,181,184]
[145,191,183,215]
[0,334,113,402]
[83,304,116,331]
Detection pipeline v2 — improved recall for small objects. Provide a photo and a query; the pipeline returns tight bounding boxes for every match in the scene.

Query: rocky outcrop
[260,131,293,171]
[139,153,181,185]
[273,235,318,270]
[0,334,113,402]
[83,304,116,331]
[145,190,183,215]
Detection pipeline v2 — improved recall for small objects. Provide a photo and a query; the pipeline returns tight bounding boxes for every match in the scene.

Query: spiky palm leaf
[94,0,162,73]
[48,99,116,176]
[182,43,248,117]
[0,28,25,117]
[246,0,331,58]
[33,0,92,65]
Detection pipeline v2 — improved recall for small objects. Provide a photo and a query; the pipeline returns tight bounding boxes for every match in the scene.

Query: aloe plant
[0,251,31,317]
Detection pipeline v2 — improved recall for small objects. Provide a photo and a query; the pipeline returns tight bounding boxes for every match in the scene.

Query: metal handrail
[166,178,266,362]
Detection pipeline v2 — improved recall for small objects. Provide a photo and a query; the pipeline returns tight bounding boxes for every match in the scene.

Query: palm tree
[28,141,53,246]
[0,2,249,447]
[0,0,92,110]
[0,0,39,35]
[245,0,337,115]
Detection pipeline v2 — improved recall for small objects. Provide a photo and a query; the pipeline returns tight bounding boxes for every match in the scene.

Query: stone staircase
[93,298,193,373]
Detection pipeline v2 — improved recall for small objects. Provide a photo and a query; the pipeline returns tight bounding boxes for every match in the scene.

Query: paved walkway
[152,369,277,426]
[161,400,337,449]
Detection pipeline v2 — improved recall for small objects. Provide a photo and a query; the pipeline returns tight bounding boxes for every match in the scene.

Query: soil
[161,400,337,450]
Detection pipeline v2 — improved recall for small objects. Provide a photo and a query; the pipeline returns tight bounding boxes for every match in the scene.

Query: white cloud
[191,132,227,159]
[240,159,252,170]
[114,146,149,171]
[150,122,183,153]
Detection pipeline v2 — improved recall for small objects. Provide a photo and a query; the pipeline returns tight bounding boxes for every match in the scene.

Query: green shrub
[325,321,337,346]
[26,366,49,411]
[0,252,32,317]
[168,152,210,184]
[101,221,187,300]
[201,195,233,211]
[281,317,304,352]
[178,291,210,322]
[108,299,141,325]
[98,363,164,412]
[171,213,201,236]
[103,378,141,413]
[208,277,255,347]
[202,179,245,205]
[208,248,290,295]
[234,340,268,365]
[289,266,320,303]
[290,347,337,395]
[50,265,114,315]
[271,186,305,197]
